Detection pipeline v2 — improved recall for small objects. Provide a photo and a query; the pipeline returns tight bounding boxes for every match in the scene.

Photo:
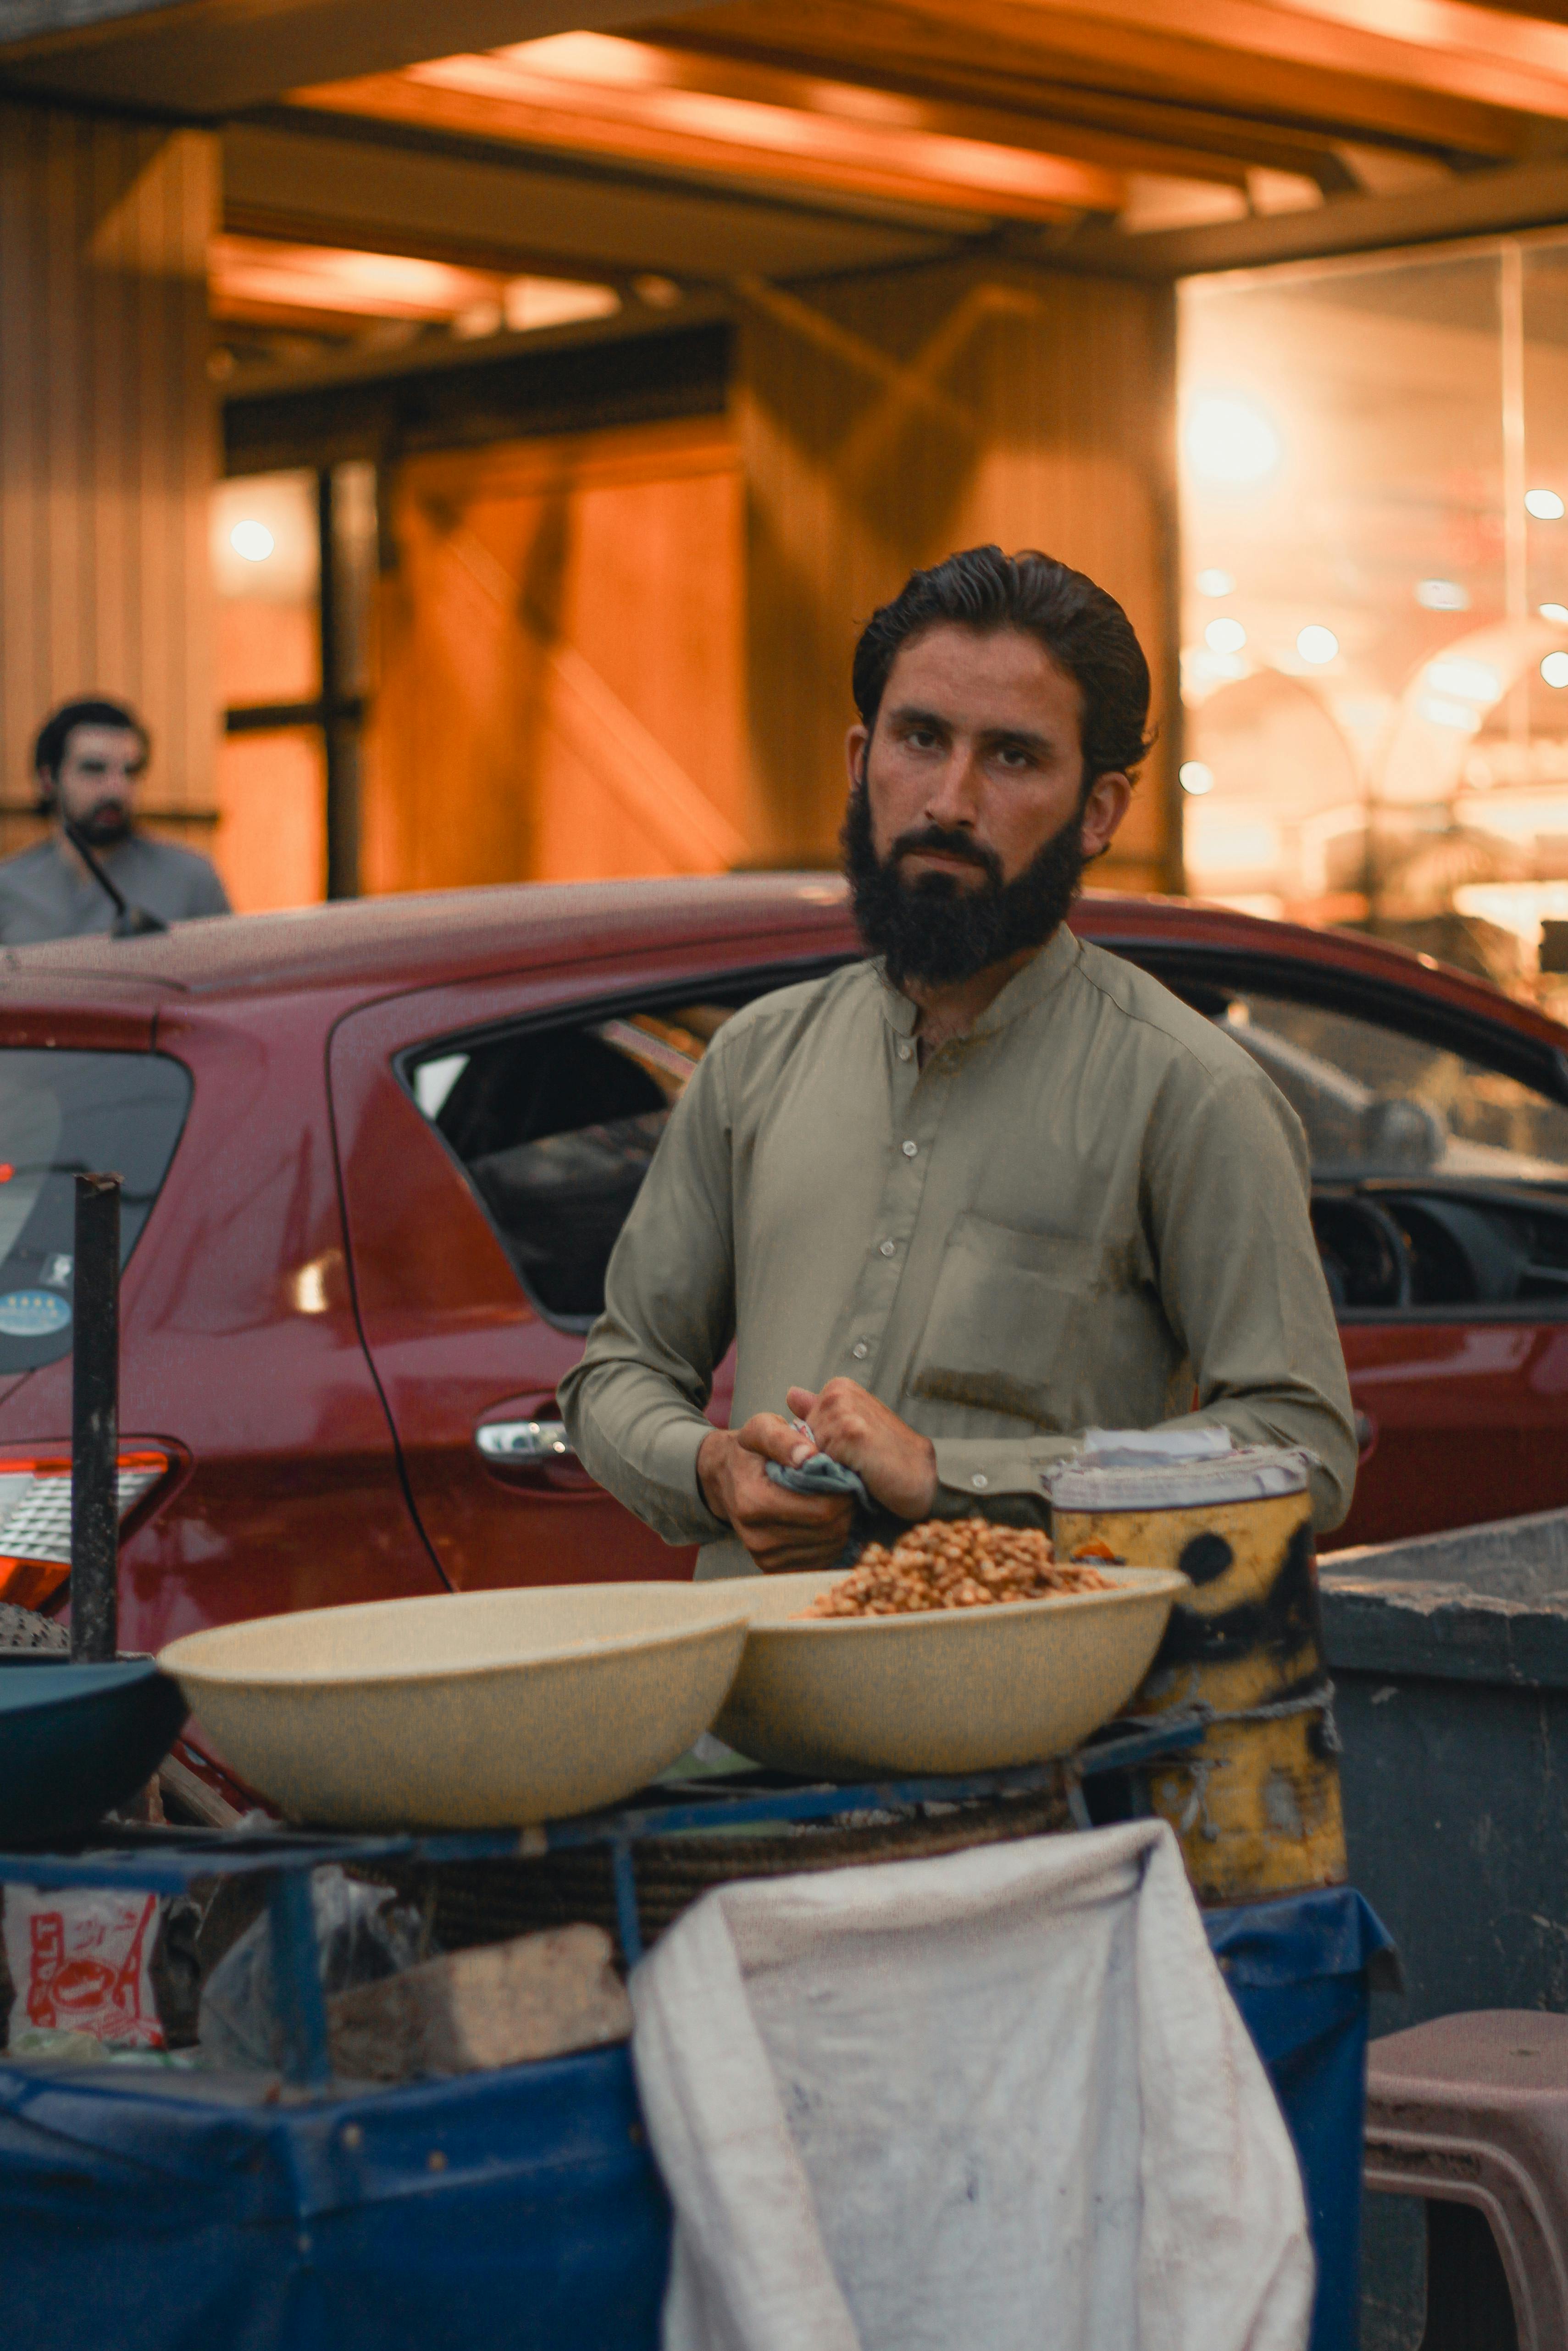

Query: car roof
[0,876,857,1001]
[0,874,1562,1055]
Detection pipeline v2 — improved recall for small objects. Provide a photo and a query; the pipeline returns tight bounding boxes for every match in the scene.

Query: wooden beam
[0,0,664,114]
[1065,150,1568,273]
[1271,0,1568,85]
[291,43,1126,222]
[984,0,1568,127]
[648,0,1530,157]
[880,0,1539,151]
[646,14,1411,185]
[223,117,959,287]
[496,31,1242,183]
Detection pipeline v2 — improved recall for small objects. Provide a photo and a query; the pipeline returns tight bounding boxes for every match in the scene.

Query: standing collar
[875,921,1081,1040]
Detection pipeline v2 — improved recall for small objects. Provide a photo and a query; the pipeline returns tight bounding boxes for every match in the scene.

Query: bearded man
[0,698,230,944]
[560,547,1356,1578]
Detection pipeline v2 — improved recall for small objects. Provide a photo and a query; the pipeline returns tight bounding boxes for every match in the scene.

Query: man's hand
[786,1380,938,1520]
[697,1415,853,1574]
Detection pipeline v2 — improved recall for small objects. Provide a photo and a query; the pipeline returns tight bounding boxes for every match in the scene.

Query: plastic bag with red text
[3,1885,165,2050]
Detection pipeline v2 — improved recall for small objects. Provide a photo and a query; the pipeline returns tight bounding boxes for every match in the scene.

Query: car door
[328,949,840,1589]
[1125,949,1568,1550]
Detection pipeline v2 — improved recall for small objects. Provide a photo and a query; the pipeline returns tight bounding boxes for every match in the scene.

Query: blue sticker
[0,1290,72,1338]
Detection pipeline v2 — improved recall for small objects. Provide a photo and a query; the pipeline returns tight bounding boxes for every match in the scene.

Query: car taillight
[0,1450,173,1610]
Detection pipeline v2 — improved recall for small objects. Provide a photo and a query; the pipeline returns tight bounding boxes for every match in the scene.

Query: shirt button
[898,1043,913,1061]
[971,1474,989,1490]
[852,1342,868,1360]
[902,1140,918,1158]
[880,1239,896,1257]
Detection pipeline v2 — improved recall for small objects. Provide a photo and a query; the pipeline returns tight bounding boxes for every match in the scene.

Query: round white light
[1194,568,1234,597]
[1543,652,1568,688]
[1526,488,1565,521]
[1297,625,1339,665]
[1541,602,1568,625]
[1179,761,1216,795]
[1205,616,1247,654]
[1416,579,1468,611]
[230,519,275,562]
[1184,394,1281,489]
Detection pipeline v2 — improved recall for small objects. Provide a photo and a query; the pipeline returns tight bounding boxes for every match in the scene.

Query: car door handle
[476,1419,577,1466]
[1354,1409,1377,1454]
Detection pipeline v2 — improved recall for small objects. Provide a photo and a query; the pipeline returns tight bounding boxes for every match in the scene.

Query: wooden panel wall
[0,103,218,851]
[361,416,748,893]
[735,261,1181,893]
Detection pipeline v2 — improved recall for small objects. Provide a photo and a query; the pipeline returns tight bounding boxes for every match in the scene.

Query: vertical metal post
[70,1173,121,1663]
[609,1839,643,1966]
[319,466,362,903]
[267,1869,333,2090]
[1501,241,1529,757]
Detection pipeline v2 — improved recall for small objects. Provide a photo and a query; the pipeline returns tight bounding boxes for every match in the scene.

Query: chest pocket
[907,1212,1101,1428]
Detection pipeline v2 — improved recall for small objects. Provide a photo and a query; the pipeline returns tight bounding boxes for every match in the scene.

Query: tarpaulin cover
[1212,1888,1396,2351]
[0,1886,1390,2351]
[0,2044,671,2351]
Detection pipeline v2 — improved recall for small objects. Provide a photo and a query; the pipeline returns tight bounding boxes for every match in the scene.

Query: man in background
[0,697,231,943]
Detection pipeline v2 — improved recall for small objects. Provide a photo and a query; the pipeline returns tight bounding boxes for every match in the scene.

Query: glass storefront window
[208,463,375,910]
[214,729,327,915]
[1179,234,1568,1010]
[211,471,321,708]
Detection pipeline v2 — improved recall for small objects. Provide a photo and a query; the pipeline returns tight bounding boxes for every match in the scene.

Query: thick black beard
[841,773,1088,987]
[74,802,132,849]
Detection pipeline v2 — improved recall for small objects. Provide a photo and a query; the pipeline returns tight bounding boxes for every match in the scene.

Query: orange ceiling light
[210,236,506,326]
[209,237,621,335]
[292,33,1126,222]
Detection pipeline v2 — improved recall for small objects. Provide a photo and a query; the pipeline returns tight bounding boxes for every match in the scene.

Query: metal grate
[0,1462,165,1564]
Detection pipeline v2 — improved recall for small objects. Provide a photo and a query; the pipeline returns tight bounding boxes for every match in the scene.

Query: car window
[0,1050,193,1372]
[407,1005,734,1325]
[1213,993,1568,1182]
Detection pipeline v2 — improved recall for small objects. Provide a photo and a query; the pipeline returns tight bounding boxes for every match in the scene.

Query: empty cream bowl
[712,1566,1190,1779]
[158,1584,752,1829]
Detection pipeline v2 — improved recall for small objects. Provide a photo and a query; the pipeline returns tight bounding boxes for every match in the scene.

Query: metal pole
[319,466,362,904]
[70,1172,121,1663]
[266,1869,333,2089]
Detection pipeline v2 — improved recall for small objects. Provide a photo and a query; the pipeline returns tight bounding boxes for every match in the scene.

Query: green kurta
[558,925,1357,1578]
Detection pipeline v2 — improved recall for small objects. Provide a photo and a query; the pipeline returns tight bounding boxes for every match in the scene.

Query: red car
[1,875,1567,1657]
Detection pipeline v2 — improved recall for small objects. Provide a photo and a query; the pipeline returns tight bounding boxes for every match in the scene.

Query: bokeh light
[230,520,275,562]
[1183,393,1281,489]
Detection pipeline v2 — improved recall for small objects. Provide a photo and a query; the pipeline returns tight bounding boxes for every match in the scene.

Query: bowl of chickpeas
[710,1519,1188,1779]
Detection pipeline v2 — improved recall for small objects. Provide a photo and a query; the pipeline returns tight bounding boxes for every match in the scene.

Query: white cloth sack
[630,1819,1313,2351]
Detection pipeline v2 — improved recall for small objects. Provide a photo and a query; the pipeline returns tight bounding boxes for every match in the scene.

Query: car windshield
[1214,994,1568,1181]
[0,1051,192,1374]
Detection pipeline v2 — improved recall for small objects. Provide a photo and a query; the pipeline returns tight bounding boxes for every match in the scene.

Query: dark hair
[33,697,149,808]
[852,546,1154,786]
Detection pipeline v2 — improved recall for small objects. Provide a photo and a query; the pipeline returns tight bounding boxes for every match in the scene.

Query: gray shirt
[559,928,1357,1578]
[0,833,231,944]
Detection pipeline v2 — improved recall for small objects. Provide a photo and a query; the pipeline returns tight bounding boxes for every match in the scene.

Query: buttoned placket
[840,1016,961,1379]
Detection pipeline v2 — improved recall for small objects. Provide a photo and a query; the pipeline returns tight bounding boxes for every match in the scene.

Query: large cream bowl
[159,1584,751,1829]
[712,1565,1190,1779]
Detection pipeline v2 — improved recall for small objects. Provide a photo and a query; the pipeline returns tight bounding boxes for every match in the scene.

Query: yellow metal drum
[1050,1447,1346,1907]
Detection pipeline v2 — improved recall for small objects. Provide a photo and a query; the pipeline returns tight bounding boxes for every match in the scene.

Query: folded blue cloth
[764,1452,871,1507]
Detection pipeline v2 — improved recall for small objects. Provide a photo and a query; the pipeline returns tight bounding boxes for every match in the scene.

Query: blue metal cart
[0,1716,1389,2351]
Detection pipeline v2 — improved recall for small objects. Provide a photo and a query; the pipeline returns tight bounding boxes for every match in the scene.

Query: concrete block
[326,1924,632,2082]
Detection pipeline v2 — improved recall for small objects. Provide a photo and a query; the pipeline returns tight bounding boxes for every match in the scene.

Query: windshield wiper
[64,820,168,937]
